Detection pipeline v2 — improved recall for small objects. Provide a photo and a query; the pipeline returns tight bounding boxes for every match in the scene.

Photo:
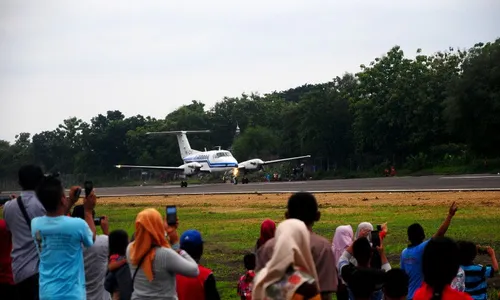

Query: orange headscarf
[129,208,170,281]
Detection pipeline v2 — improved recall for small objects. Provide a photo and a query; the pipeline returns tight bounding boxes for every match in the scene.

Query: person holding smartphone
[126,208,199,299]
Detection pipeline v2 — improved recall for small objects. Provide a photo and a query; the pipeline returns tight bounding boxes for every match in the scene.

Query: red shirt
[176,265,212,300]
[0,219,14,284]
[414,283,473,300]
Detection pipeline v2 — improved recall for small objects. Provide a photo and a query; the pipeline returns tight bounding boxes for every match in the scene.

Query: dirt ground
[98,191,500,207]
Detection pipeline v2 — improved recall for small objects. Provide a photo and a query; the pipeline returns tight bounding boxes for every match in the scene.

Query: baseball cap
[180,229,204,247]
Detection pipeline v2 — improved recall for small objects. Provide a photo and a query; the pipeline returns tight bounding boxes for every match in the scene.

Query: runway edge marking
[93,188,500,197]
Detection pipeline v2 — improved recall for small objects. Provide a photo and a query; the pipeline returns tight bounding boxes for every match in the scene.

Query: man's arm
[433,202,458,238]
[83,190,97,241]
[64,186,81,215]
[376,244,391,272]
[204,274,221,300]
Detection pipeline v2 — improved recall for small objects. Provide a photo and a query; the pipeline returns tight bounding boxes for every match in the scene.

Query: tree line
[1,38,499,184]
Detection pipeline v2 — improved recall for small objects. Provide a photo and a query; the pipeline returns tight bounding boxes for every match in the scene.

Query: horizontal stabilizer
[146,130,211,135]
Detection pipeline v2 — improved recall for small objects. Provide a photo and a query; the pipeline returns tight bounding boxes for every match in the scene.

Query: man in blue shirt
[31,175,96,300]
[400,202,458,300]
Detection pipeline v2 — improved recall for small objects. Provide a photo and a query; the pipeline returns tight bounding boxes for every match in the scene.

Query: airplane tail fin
[146,130,210,159]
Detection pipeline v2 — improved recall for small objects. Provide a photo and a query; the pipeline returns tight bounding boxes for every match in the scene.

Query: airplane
[116,130,311,187]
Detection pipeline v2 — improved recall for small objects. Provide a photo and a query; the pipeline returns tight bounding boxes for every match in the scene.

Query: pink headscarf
[331,225,354,264]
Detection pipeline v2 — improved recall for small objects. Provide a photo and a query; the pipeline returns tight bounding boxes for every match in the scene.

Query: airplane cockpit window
[215,152,232,158]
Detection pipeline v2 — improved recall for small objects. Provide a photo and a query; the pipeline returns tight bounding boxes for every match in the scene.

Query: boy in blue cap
[175,230,220,300]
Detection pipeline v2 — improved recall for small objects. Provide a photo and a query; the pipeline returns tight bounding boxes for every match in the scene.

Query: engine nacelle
[239,159,265,171]
[182,162,203,176]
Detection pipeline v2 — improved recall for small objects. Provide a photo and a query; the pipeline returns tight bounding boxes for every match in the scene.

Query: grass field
[95,191,500,299]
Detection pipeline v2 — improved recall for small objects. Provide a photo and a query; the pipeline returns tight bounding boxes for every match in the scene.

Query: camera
[93,216,104,225]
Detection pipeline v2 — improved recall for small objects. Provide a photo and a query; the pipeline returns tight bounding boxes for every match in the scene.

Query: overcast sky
[0,0,498,143]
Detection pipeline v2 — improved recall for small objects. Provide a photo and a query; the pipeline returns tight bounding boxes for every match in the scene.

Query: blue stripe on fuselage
[184,159,238,168]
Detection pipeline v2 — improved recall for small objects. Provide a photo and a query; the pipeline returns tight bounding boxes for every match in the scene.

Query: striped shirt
[461,264,495,300]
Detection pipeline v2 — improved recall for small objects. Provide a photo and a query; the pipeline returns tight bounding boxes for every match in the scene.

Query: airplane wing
[262,155,311,165]
[238,155,311,171]
[115,165,184,172]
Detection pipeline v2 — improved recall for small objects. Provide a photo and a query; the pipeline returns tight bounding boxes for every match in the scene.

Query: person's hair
[457,240,477,266]
[35,175,64,213]
[422,237,460,300]
[384,268,409,299]
[109,230,129,257]
[181,242,203,262]
[407,223,426,246]
[243,253,256,270]
[352,237,372,266]
[349,270,377,299]
[287,192,318,225]
[18,165,44,190]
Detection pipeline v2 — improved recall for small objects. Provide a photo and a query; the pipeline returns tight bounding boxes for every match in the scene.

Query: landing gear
[242,177,249,184]
[180,181,188,188]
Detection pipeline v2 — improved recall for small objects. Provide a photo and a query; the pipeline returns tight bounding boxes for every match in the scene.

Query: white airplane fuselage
[182,150,239,173]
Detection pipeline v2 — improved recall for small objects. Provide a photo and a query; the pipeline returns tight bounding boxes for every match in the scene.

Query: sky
[0,0,499,143]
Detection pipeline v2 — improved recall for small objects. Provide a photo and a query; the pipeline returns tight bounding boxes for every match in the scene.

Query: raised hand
[83,190,96,211]
[449,201,458,217]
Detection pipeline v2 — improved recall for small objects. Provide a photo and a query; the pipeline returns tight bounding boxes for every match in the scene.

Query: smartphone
[74,187,82,199]
[93,216,104,226]
[84,181,93,197]
[166,205,177,226]
[371,230,381,248]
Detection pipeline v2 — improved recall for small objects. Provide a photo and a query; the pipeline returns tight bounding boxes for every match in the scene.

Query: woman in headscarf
[331,225,353,300]
[252,219,320,300]
[355,222,374,240]
[255,219,276,250]
[351,222,388,300]
[126,208,199,299]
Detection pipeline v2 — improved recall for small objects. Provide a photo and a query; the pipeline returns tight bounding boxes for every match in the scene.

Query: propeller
[249,160,265,171]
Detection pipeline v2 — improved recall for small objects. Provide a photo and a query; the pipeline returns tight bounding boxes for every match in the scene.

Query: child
[237,253,256,300]
[104,230,131,300]
[458,241,499,300]
[176,230,220,300]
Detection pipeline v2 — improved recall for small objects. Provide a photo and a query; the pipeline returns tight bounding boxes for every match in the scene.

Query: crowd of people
[0,164,499,300]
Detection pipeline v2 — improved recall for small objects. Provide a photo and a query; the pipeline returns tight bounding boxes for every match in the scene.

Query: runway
[76,174,500,197]
[2,174,500,197]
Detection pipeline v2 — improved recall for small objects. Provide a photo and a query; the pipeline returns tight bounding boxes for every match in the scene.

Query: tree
[444,39,500,156]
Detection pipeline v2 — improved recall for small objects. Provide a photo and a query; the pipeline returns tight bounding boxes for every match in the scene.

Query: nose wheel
[180,181,188,188]
[242,177,249,184]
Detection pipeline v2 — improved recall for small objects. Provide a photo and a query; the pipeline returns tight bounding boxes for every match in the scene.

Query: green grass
[95,193,500,300]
